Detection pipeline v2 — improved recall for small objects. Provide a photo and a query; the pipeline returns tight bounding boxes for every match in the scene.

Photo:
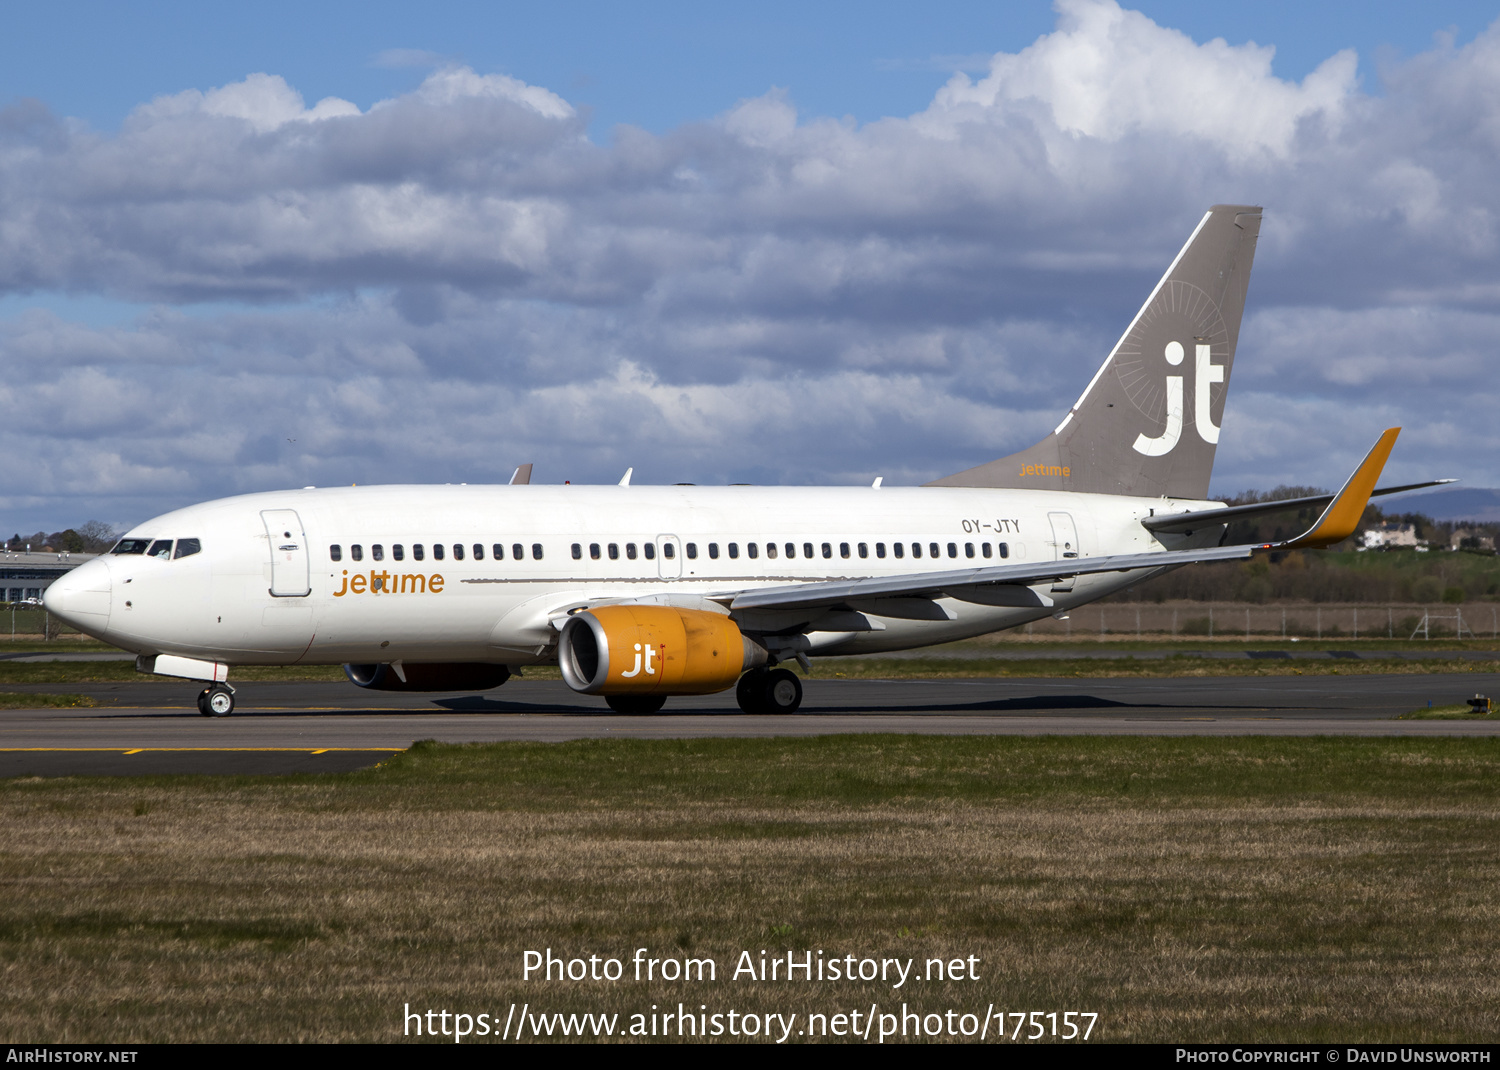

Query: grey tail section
[926,204,1262,499]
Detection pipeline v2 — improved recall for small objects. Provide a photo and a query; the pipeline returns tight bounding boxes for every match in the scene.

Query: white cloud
[3,0,1500,528]
[928,0,1357,160]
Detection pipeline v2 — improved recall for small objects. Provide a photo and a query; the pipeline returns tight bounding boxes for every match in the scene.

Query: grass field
[3,737,1499,1043]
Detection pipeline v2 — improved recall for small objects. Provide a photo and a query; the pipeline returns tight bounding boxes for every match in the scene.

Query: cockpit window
[147,540,173,560]
[173,538,202,559]
[111,539,151,555]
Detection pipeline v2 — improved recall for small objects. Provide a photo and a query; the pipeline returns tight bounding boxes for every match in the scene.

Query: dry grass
[2,737,1499,1043]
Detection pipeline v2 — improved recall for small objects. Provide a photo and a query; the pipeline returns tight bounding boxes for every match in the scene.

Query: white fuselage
[45,484,1220,666]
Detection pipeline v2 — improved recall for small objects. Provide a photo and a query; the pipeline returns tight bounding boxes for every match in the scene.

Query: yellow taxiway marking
[0,747,406,753]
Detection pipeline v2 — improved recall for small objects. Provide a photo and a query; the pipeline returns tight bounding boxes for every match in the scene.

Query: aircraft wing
[726,544,1253,614]
[729,428,1404,615]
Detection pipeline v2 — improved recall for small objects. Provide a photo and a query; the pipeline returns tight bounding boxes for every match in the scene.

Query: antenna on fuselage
[509,463,533,485]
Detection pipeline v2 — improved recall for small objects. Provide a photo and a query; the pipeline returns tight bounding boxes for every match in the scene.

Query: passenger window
[965,542,975,558]
[839,542,850,559]
[474,544,484,561]
[747,543,758,559]
[590,543,602,560]
[433,544,445,561]
[709,543,719,559]
[931,542,941,558]
[822,542,832,559]
[513,543,524,560]
[685,543,696,559]
[174,538,201,560]
[453,544,464,561]
[148,540,173,560]
[663,544,675,559]
[893,542,904,559]
[352,544,364,562]
[111,539,151,555]
[644,543,656,560]
[999,542,1010,559]
[372,544,384,561]
[728,543,739,559]
[786,543,796,558]
[413,544,424,561]
[910,543,920,559]
[329,544,342,562]
[626,543,637,560]
[876,543,886,558]
[981,543,992,559]
[608,543,619,560]
[858,542,868,558]
[493,544,505,560]
[572,543,583,560]
[393,544,404,561]
[766,543,778,559]
[803,543,814,559]
[947,542,957,558]
[532,543,544,560]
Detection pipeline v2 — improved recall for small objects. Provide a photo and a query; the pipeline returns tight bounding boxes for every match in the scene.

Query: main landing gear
[735,667,803,714]
[197,683,236,717]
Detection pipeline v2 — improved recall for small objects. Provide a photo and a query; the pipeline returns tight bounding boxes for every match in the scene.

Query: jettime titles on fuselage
[333,570,446,597]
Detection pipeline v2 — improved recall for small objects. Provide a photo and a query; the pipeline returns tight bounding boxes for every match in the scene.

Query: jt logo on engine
[621,643,658,678]
[1132,340,1223,456]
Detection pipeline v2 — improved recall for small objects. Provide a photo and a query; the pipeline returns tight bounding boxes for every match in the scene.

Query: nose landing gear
[197,683,236,717]
[735,667,803,714]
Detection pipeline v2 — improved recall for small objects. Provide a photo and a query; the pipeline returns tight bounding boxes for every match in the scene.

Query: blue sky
[4,1,1497,134]
[3,0,1500,533]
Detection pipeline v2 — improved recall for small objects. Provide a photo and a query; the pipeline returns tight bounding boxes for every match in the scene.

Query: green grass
[1399,704,1500,720]
[809,653,1500,679]
[3,737,1500,1043]
[0,692,94,708]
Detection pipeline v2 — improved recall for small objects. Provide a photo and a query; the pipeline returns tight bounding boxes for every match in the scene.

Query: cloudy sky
[3,0,1500,533]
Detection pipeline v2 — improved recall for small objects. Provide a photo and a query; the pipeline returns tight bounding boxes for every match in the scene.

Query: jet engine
[343,662,511,692]
[557,605,766,695]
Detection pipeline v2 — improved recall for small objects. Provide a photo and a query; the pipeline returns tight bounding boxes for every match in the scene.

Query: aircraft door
[261,509,311,597]
[1048,511,1079,592]
[656,535,682,578]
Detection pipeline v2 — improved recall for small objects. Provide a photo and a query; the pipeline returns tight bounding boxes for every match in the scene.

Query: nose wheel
[735,667,803,714]
[197,683,236,717]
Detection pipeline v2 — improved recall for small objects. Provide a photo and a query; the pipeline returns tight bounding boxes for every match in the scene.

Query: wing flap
[727,544,1253,613]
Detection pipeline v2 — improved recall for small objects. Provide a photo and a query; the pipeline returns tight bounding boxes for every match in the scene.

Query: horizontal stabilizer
[1142,476,1454,535]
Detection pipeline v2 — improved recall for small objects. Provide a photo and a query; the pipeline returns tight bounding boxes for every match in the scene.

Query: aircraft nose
[43,557,112,635]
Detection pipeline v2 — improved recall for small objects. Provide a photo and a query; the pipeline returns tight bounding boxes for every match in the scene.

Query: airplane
[43,204,1448,717]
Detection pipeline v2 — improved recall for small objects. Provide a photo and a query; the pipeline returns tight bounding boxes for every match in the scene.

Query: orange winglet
[1282,428,1400,549]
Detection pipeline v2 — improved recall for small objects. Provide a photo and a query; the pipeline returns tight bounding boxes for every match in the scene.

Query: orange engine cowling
[558,605,767,696]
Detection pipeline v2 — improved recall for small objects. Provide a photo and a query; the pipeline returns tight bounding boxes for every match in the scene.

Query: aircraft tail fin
[927,204,1262,498]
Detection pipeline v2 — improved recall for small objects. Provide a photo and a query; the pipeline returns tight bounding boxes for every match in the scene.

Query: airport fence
[2,604,77,640]
[1010,602,1500,641]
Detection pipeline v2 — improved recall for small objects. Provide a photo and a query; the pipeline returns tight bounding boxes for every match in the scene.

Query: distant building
[1450,528,1496,551]
[0,552,96,603]
[1361,522,1422,549]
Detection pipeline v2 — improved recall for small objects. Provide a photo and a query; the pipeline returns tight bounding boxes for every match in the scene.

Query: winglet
[1280,429,1399,549]
[509,463,533,486]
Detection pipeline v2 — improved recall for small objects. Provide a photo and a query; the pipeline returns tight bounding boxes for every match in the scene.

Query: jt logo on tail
[1132,340,1224,456]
